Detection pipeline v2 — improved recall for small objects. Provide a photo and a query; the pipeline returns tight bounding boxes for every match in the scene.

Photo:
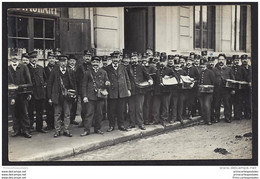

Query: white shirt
[30,63,37,68]
[112,63,118,70]
[60,67,66,74]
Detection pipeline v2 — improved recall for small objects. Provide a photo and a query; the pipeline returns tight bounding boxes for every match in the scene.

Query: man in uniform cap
[21,53,30,65]
[207,57,215,71]
[104,51,131,132]
[192,54,201,116]
[44,52,56,130]
[193,54,200,70]
[27,51,47,133]
[153,51,160,64]
[151,53,178,126]
[8,49,32,138]
[76,50,92,127]
[226,58,233,68]
[80,56,110,136]
[102,55,109,68]
[126,53,152,130]
[143,53,157,125]
[230,55,244,121]
[190,52,196,60]
[47,55,77,137]
[182,57,200,119]
[197,58,215,125]
[122,54,130,67]
[179,55,186,68]
[240,54,252,119]
[213,53,235,123]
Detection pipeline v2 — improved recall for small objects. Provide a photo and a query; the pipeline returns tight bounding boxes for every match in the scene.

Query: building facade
[7,5,252,63]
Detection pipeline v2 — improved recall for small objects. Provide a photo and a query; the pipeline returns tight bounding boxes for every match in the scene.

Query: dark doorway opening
[124,7,155,54]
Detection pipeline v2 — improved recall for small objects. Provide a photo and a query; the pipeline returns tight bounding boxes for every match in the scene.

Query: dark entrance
[124,7,155,54]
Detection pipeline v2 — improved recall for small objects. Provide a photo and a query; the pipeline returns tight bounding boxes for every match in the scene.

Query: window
[7,15,55,58]
[194,6,215,50]
[7,16,30,51]
[232,5,247,51]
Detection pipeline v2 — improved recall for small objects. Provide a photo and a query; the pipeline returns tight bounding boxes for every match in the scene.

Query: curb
[18,117,201,161]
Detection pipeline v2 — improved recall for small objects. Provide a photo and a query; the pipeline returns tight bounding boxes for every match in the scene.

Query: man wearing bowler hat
[213,53,235,123]
[47,55,77,137]
[8,49,32,138]
[27,51,47,133]
[67,54,79,125]
[104,51,131,132]
[81,56,110,136]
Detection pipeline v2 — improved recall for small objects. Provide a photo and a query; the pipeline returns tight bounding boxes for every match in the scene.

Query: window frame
[193,5,216,51]
[7,14,56,58]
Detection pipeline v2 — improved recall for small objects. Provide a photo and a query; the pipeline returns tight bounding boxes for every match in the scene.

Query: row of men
[8,48,252,138]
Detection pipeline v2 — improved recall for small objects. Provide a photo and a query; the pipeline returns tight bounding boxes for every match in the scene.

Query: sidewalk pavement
[8,116,202,161]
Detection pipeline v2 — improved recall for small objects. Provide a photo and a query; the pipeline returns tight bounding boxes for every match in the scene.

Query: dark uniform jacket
[27,63,47,100]
[183,66,200,81]
[104,64,131,99]
[241,65,252,83]
[144,64,157,92]
[231,65,244,81]
[82,68,109,101]
[76,62,91,96]
[8,63,32,86]
[44,65,54,80]
[154,65,178,95]
[198,69,215,86]
[47,66,77,104]
[213,66,235,87]
[127,64,152,95]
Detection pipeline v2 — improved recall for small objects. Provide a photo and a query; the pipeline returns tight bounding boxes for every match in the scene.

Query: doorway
[124,7,155,54]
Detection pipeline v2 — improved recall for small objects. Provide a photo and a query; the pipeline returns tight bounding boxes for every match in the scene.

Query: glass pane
[8,38,16,48]
[195,30,201,48]
[202,6,208,30]
[8,16,16,37]
[17,40,29,52]
[34,19,43,38]
[45,40,54,49]
[17,17,28,37]
[45,20,54,38]
[34,39,44,49]
[239,6,247,51]
[203,31,208,48]
[195,6,201,29]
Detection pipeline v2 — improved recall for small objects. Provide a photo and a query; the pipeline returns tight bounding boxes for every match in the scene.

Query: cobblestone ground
[62,119,252,161]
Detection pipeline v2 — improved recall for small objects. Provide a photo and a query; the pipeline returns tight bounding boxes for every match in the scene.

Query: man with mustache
[127,53,152,130]
[8,49,32,138]
[44,52,56,130]
[21,53,30,65]
[105,51,131,132]
[47,55,77,137]
[151,53,178,127]
[76,50,92,127]
[27,51,47,134]
[213,54,235,123]
[182,57,200,119]
[81,56,110,136]
[241,54,252,120]
[197,58,215,125]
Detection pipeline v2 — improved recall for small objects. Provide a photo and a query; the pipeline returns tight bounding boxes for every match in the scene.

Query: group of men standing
[8,48,252,139]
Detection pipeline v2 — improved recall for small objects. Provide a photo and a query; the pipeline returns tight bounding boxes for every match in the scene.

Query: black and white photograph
[2,1,257,170]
